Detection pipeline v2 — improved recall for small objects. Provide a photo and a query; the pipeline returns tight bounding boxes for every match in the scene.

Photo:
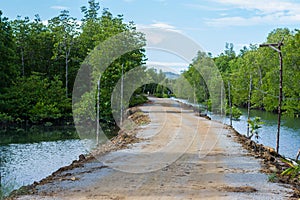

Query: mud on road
[12,97,294,200]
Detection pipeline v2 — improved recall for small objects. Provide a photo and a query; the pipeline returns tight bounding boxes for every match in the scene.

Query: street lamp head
[259,37,284,48]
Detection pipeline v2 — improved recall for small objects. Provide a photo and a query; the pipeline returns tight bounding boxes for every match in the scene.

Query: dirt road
[16,97,293,199]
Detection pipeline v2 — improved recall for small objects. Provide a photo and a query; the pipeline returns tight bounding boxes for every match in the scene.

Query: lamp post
[259,38,284,154]
[96,79,100,145]
[120,64,124,127]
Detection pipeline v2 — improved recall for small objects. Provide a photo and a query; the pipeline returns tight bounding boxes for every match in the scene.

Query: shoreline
[175,98,300,198]
[6,106,150,199]
[227,126,300,198]
[6,98,300,199]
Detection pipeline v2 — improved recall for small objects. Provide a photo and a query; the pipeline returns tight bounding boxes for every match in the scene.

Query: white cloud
[206,0,300,26]
[206,14,300,27]
[206,16,260,27]
[146,61,188,74]
[214,0,300,14]
[50,6,70,10]
[138,21,182,32]
[147,61,188,67]
[151,22,176,30]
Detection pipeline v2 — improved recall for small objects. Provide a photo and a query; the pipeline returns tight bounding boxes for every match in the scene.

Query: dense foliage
[0,0,146,127]
[174,28,300,118]
[1,1,299,130]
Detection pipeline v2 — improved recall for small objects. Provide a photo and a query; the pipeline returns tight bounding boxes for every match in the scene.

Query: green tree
[220,28,300,117]
[11,16,30,76]
[73,7,146,128]
[214,43,236,74]
[12,15,55,78]
[0,73,70,123]
[281,29,300,116]
[0,11,18,92]
[49,10,80,98]
[81,0,100,22]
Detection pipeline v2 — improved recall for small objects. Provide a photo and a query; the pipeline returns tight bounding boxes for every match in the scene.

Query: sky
[1,0,300,73]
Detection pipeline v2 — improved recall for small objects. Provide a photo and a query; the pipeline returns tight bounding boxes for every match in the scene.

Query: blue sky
[1,0,300,72]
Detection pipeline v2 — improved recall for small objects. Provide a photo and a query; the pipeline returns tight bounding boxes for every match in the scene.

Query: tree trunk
[65,52,68,98]
[247,75,252,137]
[228,81,232,126]
[21,48,25,76]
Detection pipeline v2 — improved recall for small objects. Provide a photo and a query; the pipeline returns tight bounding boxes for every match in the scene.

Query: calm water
[173,98,300,159]
[0,129,96,197]
[210,108,300,159]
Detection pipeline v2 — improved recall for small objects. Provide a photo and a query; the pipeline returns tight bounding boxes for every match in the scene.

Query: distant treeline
[1,0,299,130]
[173,28,300,117]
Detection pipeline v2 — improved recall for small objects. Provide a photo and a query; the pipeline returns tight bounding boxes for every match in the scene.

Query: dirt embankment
[229,128,300,198]
[8,97,299,199]
[7,107,150,199]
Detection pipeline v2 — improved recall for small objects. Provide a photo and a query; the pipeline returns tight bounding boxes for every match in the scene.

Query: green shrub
[0,112,13,123]
[281,158,300,179]
[129,95,148,107]
[154,93,163,98]
[163,94,169,98]
[226,106,242,119]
